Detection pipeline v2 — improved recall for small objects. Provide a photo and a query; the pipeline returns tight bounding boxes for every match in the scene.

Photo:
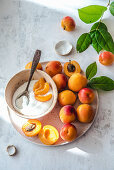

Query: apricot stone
[76,104,94,123]
[52,74,67,91]
[45,61,62,77]
[68,73,87,92]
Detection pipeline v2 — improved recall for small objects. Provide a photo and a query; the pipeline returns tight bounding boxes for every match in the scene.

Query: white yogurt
[12,80,53,116]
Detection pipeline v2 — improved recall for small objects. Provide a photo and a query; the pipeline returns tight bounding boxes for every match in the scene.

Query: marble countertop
[0,0,114,170]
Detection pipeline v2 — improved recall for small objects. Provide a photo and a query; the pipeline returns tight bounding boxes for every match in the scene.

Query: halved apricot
[22,119,41,137]
[25,61,42,70]
[39,125,59,145]
[34,82,50,95]
[35,94,52,102]
[64,60,81,77]
[33,78,46,92]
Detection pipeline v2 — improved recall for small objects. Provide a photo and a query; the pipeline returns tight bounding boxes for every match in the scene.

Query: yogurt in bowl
[5,70,58,119]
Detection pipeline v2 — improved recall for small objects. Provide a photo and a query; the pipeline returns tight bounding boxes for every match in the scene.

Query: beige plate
[7,61,99,146]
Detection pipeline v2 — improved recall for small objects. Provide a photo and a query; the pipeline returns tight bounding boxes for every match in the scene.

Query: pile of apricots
[22,60,96,145]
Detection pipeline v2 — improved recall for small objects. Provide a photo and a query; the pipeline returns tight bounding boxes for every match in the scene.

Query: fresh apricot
[78,88,95,104]
[68,73,87,92]
[77,104,94,123]
[99,51,114,66]
[61,16,75,31]
[33,78,45,92]
[34,82,50,95]
[58,90,76,106]
[52,74,67,91]
[64,60,81,77]
[60,123,77,142]
[45,61,62,77]
[39,125,59,145]
[35,94,52,102]
[59,105,76,123]
[22,119,41,137]
[25,62,42,70]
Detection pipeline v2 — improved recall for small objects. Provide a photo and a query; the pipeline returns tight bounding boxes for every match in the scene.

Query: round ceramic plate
[7,61,99,146]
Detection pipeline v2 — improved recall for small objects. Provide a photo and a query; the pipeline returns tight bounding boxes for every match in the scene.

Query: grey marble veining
[0,0,114,170]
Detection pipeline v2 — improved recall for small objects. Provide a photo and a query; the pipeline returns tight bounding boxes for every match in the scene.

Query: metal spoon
[15,50,41,108]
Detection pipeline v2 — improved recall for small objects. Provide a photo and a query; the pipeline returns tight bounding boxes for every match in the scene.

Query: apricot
[25,61,42,70]
[39,125,59,145]
[99,51,114,66]
[45,61,62,77]
[64,60,81,77]
[78,88,95,104]
[34,82,50,95]
[59,105,76,123]
[58,90,76,106]
[60,123,77,142]
[52,74,67,91]
[76,104,94,123]
[68,73,87,92]
[33,78,45,92]
[22,119,41,137]
[35,94,52,102]
[61,16,75,31]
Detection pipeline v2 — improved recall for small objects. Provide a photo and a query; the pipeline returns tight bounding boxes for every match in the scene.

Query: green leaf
[76,33,91,53]
[95,29,114,54]
[88,76,114,91]
[90,22,108,32]
[110,1,114,16]
[86,62,97,80]
[78,5,107,24]
[90,22,108,53]
[90,31,102,53]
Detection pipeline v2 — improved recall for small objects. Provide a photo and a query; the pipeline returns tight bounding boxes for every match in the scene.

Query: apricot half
[25,62,42,70]
[22,119,41,137]
[39,125,59,145]
[35,94,52,102]
[33,78,46,92]
[64,60,81,77]
[34,82,50,95]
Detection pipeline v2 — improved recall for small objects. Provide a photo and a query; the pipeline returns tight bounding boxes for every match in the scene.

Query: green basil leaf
[78,5,107,24]
[86,62,97,80]
[110,1,114,16]
[90,22,108,32]
[90,31,102,53]
[76,33,91,53]
[95,29,114,54]
[88,76,114,91]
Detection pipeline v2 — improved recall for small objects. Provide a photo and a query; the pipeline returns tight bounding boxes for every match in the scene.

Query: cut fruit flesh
[33,78,45,92]
[35,94,52,102]
[34,82,50,95]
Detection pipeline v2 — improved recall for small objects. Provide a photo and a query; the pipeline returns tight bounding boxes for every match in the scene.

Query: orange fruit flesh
[35,94,52,102]
[33,78,45,92]
[34,82,50,95]
[22,119,41,137]
[39,125,59,145]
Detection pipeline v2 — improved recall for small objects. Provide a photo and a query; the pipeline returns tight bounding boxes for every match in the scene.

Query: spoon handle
[25,50,41,91]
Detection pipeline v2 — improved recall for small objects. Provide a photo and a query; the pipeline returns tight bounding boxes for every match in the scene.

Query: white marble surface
[0,0,114,169]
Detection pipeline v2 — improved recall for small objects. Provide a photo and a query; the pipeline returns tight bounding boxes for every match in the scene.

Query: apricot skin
[52,74,67,91]
[68,73,87,92]
[76,104,94,123]
[61,16,75,31]
[58,90,76,106]
[25,62,42,70]
[60,123,77,142]
[99,51,114,66]
[45,61,62,77]
[78,88,95,104]
[59,105,76,123]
